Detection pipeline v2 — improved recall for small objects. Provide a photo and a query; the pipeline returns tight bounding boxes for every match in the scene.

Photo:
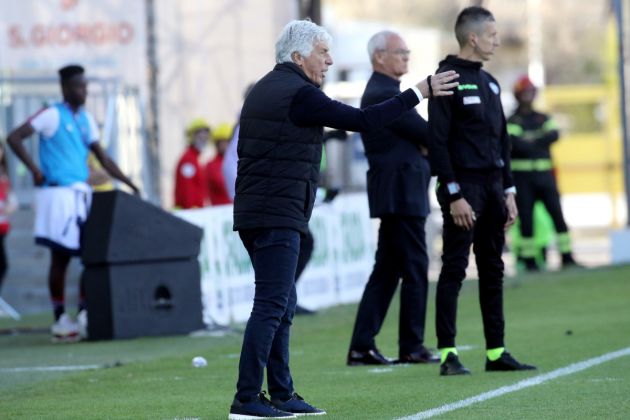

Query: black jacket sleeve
[510,135,538,154]
[361,77,428,148]
[427,94,456,184]
[388,110,429,148]
[499,108,514,190]
[289,85,420,131]
[509,115,559,154]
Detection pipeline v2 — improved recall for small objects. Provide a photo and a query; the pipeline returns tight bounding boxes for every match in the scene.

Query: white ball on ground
[192,356,208,368]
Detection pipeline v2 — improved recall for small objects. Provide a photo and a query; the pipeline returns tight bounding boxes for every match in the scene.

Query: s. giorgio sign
[7,22,134,48]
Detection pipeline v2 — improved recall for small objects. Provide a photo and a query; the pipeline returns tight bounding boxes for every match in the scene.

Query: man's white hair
[367,30,399,61]
[275,19,332,64]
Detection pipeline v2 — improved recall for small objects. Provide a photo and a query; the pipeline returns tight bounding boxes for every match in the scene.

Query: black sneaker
[485,351,537,372]
[272,393,326,416]
[229,392,297,419]
[439,352,471,376]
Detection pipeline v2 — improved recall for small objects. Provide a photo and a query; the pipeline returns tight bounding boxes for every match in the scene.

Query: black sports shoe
[229,392,296,419]
[271,393,326,416]
[347,348,393,366]
[440,352,471,376]
[485,351,537,372]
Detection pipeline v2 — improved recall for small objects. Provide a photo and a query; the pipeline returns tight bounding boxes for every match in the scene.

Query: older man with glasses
[347,30,439,368]
[228,19,458,419]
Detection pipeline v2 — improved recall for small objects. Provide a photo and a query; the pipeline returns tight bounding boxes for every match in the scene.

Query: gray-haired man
[348,30,438,367]
[229,19,458,419]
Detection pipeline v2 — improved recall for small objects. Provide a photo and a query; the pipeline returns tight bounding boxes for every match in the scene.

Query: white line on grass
[397,346,630,420]
[368,368,394,374]
[457,345,476,351]
[0,364,102,372]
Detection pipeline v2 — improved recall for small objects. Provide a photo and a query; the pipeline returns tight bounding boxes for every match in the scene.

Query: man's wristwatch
[446,182,463,202]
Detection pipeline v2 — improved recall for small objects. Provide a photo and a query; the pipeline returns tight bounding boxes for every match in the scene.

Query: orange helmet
[513,75,536,95]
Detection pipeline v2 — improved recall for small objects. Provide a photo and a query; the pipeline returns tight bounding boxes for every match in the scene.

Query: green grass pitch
[1,264,629,419]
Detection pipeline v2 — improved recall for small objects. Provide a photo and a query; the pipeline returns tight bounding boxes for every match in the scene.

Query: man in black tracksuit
[508,75,580,271]
[428,6,536,376]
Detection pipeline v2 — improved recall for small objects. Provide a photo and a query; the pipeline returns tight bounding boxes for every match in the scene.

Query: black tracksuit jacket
[428,55,514,196]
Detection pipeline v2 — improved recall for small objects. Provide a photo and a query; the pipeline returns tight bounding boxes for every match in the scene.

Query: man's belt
[511,159,553,171]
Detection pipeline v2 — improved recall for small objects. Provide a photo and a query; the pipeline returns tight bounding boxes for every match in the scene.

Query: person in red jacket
[205,122,233,205]
[174,118,211,208]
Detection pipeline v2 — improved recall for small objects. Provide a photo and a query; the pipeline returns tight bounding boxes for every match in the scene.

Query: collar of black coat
[371,71,401,87]
[274,62,320,88]
[440,54,483,70]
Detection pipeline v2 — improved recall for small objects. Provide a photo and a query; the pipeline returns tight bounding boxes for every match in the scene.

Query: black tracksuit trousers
[436,180,507,350]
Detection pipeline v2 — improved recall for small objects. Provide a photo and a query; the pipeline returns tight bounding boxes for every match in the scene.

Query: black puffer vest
[233,63,323,234]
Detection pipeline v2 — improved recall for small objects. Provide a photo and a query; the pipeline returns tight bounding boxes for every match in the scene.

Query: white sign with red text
[0,0,146,91]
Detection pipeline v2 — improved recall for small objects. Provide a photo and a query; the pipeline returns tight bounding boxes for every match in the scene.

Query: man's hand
[417,70,459,98]
[450,197,475,231]
[504,193,518,229]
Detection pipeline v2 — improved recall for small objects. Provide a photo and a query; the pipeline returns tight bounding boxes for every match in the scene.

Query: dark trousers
[349,215,429,355]
[295,229,314,283]
[436,181,506,350]
[513,171,568,237]
[235,228,303,403]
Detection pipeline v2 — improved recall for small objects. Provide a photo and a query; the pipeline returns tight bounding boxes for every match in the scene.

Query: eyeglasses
[379,48,411,56]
